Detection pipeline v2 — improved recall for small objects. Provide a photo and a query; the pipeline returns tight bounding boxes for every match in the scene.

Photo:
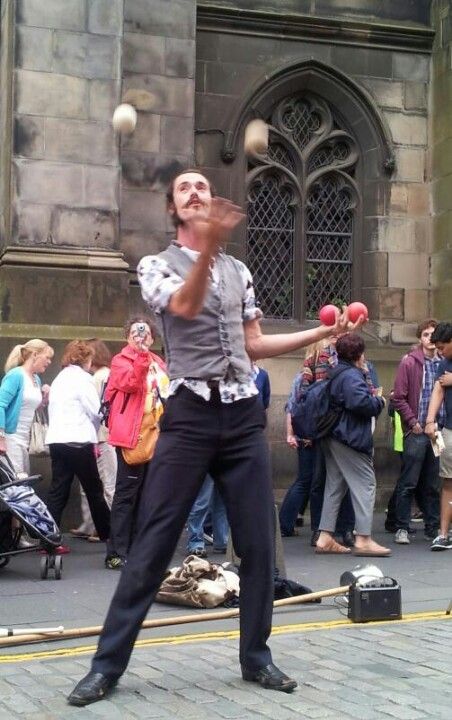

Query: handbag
[121,405,162,466]
[29,406,49,456]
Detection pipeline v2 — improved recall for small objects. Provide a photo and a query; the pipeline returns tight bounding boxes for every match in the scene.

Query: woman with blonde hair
[45,340,110,555]
[0,339,54,474]
[0,339,54,548]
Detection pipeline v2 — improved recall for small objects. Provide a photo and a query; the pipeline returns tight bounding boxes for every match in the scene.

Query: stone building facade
[0,0,450,506]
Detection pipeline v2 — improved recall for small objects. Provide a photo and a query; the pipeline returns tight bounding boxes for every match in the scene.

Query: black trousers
[106,449,147,560]
[47,444,110,541]
[92,387,275,680]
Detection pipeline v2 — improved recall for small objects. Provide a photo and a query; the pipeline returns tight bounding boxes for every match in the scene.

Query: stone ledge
[0,245,129,271]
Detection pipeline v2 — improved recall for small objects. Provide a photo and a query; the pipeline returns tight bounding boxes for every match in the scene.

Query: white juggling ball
[112,103,137,134]
[244,119,269,156]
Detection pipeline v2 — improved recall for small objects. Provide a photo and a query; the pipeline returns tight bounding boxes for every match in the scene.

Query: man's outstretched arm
[244,315,364,360]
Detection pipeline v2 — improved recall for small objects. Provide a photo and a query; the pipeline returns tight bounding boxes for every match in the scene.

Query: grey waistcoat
[156,244,253,382]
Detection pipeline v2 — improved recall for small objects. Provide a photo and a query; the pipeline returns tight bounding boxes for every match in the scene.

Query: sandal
[315,538,351,554]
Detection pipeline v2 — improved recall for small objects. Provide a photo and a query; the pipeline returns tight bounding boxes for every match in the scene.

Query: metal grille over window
[247,175,295,319]
[246,91,360,321]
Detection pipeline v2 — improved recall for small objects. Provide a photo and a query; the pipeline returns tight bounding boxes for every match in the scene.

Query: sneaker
[87,535,101,543]
[430,535,452,551]
[105,556,125,569]
[394,529,410,544]
[212,547,226,554]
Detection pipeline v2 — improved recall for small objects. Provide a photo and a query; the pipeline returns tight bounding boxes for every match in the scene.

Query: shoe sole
[242,675,297,693]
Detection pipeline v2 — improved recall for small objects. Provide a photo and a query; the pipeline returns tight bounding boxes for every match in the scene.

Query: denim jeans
[395,432,440,533]
[279,443,314,535]
[186,474,229,551]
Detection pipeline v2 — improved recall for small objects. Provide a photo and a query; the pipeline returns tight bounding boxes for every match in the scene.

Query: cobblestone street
[1,616,451,719]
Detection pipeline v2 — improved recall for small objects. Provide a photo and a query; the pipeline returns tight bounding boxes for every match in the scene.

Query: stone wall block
[12,203,52,245]
[362,251,388,288]
[53,207,118,248]
[120,230,169,268]
[161,116,194,155]
[403,289,429,323]
[16,0,86,31]
[122,75,194,117]
[123,33,165,75]
[15,70,88,119]
[195,93,238,133]
[407,184,429,216]
[89,80,121,121]
[359,78,404,109]
[14,116,45,159]
[124,0,195,39]
[15,25,53,72]
[361,288,404,321]
[389,183,408,214]
[331,46,392,79]
[14,159,84,206]
[122,114,160,154]
[393,52,430,82]
[0,265,90,324]
[165,38,195,78]
[377,217,417,253]
[121,153,186,191]
[205,61,263,96]
[88,0,123,36]
[388,252,429,289]
[394,147,425,183]
[385,111,428,146]
[404,82,428,111]
[120,190,167,233]
[44,118,117,166]
[53,31,120,80]
[83,166,120,210]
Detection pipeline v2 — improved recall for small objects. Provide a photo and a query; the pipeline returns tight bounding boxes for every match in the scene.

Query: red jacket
[392,346,425,434]
[105,344,166,448]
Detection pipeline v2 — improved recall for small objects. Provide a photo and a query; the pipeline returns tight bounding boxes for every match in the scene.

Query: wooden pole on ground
[0,585,349,649]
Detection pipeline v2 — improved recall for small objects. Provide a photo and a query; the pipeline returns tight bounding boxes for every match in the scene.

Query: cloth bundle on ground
[155,555,240,609]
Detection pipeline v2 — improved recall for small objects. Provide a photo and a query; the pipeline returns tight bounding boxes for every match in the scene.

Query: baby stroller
[0,453,63,579]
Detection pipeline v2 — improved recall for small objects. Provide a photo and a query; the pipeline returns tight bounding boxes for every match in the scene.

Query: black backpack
[291,365,349,441]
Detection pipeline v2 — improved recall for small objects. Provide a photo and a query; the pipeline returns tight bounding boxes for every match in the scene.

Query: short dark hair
[124,315,155,339]
[416,318,438,339]
[431,322,452,344]
[166,168,216,227]
[61,340,94,368]
[336,333,365,362]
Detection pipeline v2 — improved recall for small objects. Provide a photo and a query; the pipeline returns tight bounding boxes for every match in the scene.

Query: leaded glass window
[246,92,360,321]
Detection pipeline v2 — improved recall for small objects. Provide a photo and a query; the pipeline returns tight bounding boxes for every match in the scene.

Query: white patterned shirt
[137,245,262,403]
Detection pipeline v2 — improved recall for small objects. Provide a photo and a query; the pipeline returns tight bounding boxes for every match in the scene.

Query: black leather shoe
[241,662,297,692]
[67,672,115,706]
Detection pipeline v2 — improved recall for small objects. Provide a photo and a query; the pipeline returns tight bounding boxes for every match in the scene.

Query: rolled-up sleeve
[137,255,184,313]
[238,262,263,322]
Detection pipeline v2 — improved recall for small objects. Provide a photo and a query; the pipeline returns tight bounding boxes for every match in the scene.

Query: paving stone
[376,705,427,719]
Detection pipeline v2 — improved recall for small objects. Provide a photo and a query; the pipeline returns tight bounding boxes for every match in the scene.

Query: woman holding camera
[104,316,168,570]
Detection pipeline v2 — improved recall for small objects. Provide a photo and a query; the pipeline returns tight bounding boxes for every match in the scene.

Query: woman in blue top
[0,339,54,475]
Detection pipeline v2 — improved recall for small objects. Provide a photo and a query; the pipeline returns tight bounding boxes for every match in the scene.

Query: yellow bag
[121,406,163,466]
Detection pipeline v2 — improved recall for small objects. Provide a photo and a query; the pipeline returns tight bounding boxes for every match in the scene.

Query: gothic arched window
[246,92,360,321]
